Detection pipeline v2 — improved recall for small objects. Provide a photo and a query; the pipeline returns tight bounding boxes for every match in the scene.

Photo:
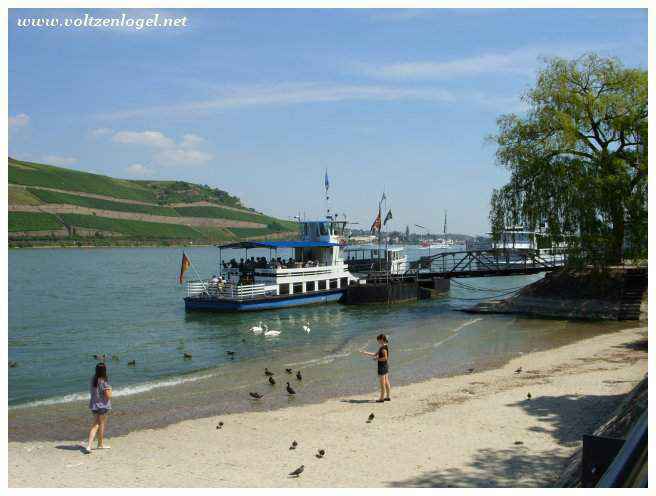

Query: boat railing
[186,280,273,300]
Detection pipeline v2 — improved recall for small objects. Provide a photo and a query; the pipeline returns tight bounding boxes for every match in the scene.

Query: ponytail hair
[376,333,389,344]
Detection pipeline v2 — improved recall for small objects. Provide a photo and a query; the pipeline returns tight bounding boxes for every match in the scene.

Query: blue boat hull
[184,289,345,312]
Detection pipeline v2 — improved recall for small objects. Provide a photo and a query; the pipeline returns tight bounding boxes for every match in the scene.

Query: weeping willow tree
[489,54,647,267]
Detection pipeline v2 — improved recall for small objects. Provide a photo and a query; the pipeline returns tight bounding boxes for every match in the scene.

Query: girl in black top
[360,333,391,402]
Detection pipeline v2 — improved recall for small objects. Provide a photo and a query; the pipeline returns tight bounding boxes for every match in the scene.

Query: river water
[8,246,627,441]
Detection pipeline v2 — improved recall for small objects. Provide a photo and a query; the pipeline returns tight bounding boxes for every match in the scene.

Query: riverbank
[9,325,647,487]
[466,267,648,321]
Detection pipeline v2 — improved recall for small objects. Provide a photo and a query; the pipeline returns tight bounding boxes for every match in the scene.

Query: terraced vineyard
[8,157,298,246]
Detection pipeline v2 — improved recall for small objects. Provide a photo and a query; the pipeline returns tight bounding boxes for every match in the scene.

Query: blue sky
[8,8,647,234]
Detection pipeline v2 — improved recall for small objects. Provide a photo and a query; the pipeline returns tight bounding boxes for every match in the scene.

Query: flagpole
[183,249,208,292]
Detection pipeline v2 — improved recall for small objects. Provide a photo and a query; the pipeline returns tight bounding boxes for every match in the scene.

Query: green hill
[8,157,298,247]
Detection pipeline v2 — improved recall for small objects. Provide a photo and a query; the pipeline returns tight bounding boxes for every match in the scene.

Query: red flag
[179,252,191,284]
[370,208,382,234]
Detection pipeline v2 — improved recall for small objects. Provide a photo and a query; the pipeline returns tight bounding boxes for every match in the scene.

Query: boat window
[293,282,303,294]
[279,283,290,295]
[332,222,345,236]
[319,222,329,236]
[329,279,338,289]
[340,277,348,288]
[306,281,316,292]
[318,280,327,290]
[304,224,310,237]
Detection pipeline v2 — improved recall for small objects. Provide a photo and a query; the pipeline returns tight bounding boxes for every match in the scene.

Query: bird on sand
[251,322,265,334]
[526,392,532,400]
[183,352,193,359]
[268,376,276,386]
[286,382,296,395]
[289,465,304,477]
[127,360,136,366]
[316,449,325,458]
[296,370,303,381]
[249,392,263,399]
[264,368,274,376]
[367,413,375,423]
[289,440,298,450]
[285,368,293,374]
[515,367,523,374]
[264,329,281,337]
[302,322,311,333]
[216,421,224,430]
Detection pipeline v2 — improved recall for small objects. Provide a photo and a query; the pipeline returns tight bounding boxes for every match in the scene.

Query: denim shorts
[92,408,109,415]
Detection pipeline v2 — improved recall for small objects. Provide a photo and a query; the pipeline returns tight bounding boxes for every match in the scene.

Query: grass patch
[9,186,42,205]
[9,158,157,202]
[9,212,65,232]
[29,188,180,217]
[60,214,203,239]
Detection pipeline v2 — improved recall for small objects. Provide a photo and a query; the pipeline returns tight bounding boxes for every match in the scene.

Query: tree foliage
[489,54,647,266]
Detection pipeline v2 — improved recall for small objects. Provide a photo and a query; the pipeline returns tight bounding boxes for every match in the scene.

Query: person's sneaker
[81,446,92,454]
[96,445,111,450]
[384,398,391,401]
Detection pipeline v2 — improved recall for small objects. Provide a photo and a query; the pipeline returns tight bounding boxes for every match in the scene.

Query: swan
[251,321,264,334]
[264,328,281,337]
[302,322,311,333]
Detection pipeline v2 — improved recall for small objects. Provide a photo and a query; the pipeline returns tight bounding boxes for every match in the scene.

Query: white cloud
[42,154,78,166]
[360,43,618,81]
[112,130,176,148]
[108,129,213,167]
[90,127,114,137]
[9,113,30,130]
[125,163,154,177]
[97,82,456,120]
[154,148,212,167]
[180,133,204,148]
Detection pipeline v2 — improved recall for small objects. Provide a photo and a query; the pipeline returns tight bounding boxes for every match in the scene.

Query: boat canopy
[217,240,339,249]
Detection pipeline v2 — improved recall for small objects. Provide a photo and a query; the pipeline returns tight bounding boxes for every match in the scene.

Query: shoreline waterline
[8,320,635,443]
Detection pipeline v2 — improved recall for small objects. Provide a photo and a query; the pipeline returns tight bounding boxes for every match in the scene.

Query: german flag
[370,208,382,234]
[179,252,191,284]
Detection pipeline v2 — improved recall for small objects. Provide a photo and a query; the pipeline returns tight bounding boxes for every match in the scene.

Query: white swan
[251,321,264,334]
[264,328,281,337]
[302,322,311,333]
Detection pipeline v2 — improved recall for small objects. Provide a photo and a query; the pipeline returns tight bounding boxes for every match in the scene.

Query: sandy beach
[9,325,647,488]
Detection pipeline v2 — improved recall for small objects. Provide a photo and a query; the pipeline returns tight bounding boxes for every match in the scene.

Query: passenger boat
[184,218,359,312]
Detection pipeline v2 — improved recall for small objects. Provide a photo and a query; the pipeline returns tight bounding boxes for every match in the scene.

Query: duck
[289,440,298,450]
[183,352,193,359]
[285,368,293,374]
[264,368,274,376]
[286,382,296,395]
[316,449,325,458]
[288,465,304,477]
[302,322,311,333]
[8,361,18,368]
[367,413,375,423]
[268,376,276,386]
[249,392,263,399]
[127,360,136,366]
[296,370,303,381]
